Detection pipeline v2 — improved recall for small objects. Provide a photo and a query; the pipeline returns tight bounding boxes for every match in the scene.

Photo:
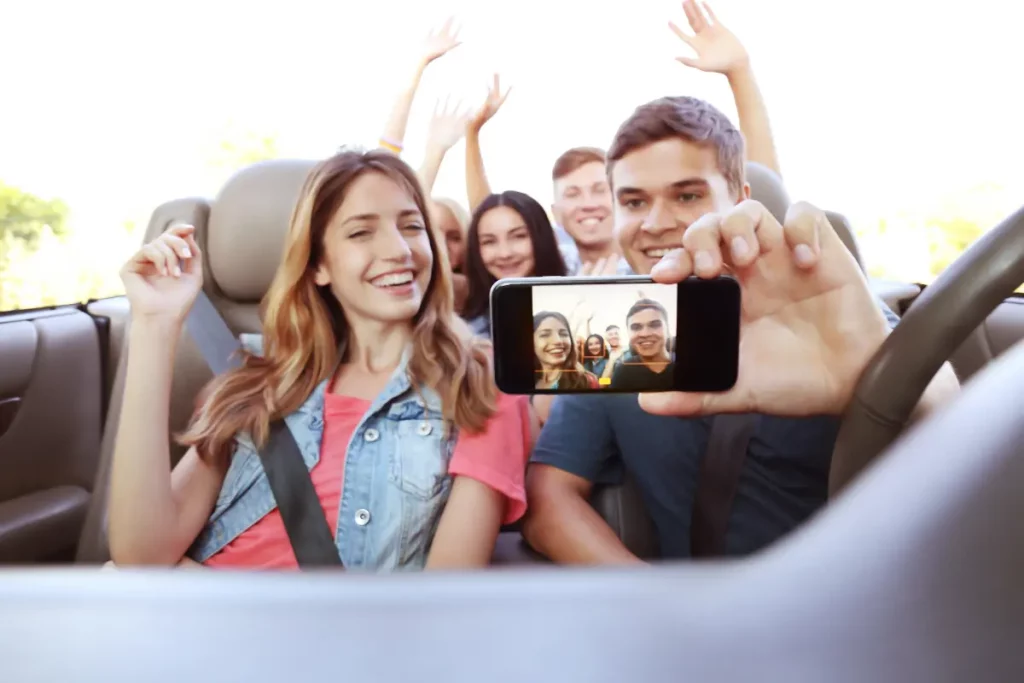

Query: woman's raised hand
[119,223,203,323]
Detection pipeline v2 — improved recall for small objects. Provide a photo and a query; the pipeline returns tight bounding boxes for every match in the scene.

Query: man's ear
[740,182,752,201]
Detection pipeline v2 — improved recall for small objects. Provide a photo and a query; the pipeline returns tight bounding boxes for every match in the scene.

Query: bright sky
[2,0,1022,285]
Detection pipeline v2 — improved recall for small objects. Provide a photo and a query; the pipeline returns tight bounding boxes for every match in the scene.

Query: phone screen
[490,275,740,395]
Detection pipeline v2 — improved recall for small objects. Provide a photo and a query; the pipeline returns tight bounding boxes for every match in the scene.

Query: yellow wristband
[379,138,403,154]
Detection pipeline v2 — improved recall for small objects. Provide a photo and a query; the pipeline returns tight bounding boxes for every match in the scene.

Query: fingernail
[694,250,713,272]
[182,247,191,258]
[173,265,182,277]
[794,244,816,267]
[731,236,749,260]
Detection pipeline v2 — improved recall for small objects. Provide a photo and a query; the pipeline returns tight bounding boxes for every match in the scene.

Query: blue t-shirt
[531,299,902,558]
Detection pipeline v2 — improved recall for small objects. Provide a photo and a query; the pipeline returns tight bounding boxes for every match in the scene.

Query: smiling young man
[549,147,632,276]
[521,95,908,564]
[610,299,675,391]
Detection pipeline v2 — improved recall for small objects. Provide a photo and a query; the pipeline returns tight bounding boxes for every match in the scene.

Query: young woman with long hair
[107,149,531,570]
[462,191,567,338]
[532,311,597,391]
[581,333,610,380]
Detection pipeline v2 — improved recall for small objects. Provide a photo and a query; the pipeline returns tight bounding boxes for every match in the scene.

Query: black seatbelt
[256,421,342,566]
[185,291,342,567]
[690,414,757,558]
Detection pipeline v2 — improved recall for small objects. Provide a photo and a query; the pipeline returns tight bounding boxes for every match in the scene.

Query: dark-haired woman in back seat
[107,149,532,570]
[461,191,568,339]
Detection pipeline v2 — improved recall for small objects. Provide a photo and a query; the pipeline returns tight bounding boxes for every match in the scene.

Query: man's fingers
[782,201,824,269]
[638,390,721,417]
[681,212,726,277]
[717,204,761,268]
[650,247,693,284]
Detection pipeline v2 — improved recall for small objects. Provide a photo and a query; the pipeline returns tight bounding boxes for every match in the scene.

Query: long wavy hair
[462,191,567,321]
[180,150,497,461]
[532,311,594,391]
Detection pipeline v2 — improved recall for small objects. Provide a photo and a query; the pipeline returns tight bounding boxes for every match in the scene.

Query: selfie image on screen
[531,283,677,392]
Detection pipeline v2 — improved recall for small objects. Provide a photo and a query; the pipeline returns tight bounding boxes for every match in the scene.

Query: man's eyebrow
[615,186,645,200]
[670,178,710,191]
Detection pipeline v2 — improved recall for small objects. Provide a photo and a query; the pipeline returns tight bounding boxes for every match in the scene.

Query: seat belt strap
[255,422,343,567]
[185,291,244,375]
[185,291,341,567]
[690,414,758,558]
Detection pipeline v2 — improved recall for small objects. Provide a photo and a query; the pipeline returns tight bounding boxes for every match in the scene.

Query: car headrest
[206,159,317,303]
[744,162,865,271]
[745,162,790,224]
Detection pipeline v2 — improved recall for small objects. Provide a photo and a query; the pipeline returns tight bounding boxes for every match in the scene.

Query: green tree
[0,182,70,308]
[0,182,68,248]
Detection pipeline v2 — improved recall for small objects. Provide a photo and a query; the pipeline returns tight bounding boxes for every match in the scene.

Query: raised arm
[379,18,462,155]
[107,225,226,566]
[465,74,511,212]
[417,97,472,195]
[670,0,782,176]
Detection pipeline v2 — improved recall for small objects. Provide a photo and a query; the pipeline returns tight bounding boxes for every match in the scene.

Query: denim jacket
[187,335,457,571]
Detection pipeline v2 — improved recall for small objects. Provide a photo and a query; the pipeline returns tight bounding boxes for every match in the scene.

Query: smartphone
[490,275,740,395]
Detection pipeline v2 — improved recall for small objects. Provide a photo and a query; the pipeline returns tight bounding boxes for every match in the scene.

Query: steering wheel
[829,204,1024,496]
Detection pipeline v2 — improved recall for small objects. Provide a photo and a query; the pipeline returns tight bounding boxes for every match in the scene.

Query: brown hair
[607,96,745,197]
[551,146,607,182]
[180,149,497,461]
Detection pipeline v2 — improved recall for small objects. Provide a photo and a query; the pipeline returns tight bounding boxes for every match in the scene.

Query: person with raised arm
[466,1,784,277]
[107,150,532,570]
[416,97,474,312]
[522,95,959,565]
[377,17,462,156]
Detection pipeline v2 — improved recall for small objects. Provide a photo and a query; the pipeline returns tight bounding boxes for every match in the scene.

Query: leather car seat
[746,161,865,271]
[76,160,316,563]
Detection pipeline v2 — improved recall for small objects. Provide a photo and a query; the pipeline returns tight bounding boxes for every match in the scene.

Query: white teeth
[372,271,413,287]
[580,218,601,226]
[644,248,672,258]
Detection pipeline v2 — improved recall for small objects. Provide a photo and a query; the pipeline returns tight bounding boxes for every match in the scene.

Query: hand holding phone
[490,275,741,395]
[639,200,893,417]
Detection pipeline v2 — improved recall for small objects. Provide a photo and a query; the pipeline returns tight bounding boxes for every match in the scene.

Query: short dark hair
[605,324,620,332]
[463,191,567,320]
[607,95,745,196]
[552,147,607,182]
[626,298,668,325]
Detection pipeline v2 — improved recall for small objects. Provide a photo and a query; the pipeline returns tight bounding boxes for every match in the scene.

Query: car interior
[1,158,1022,680]
[3,158,1021,566]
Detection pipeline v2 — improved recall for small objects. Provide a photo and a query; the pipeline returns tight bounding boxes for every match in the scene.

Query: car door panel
[0,307,102,562]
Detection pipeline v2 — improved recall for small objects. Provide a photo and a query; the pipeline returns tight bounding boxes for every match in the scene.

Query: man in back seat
[523,95,914,563]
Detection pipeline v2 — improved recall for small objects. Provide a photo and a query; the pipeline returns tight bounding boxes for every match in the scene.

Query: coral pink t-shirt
[204,393,530,569]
